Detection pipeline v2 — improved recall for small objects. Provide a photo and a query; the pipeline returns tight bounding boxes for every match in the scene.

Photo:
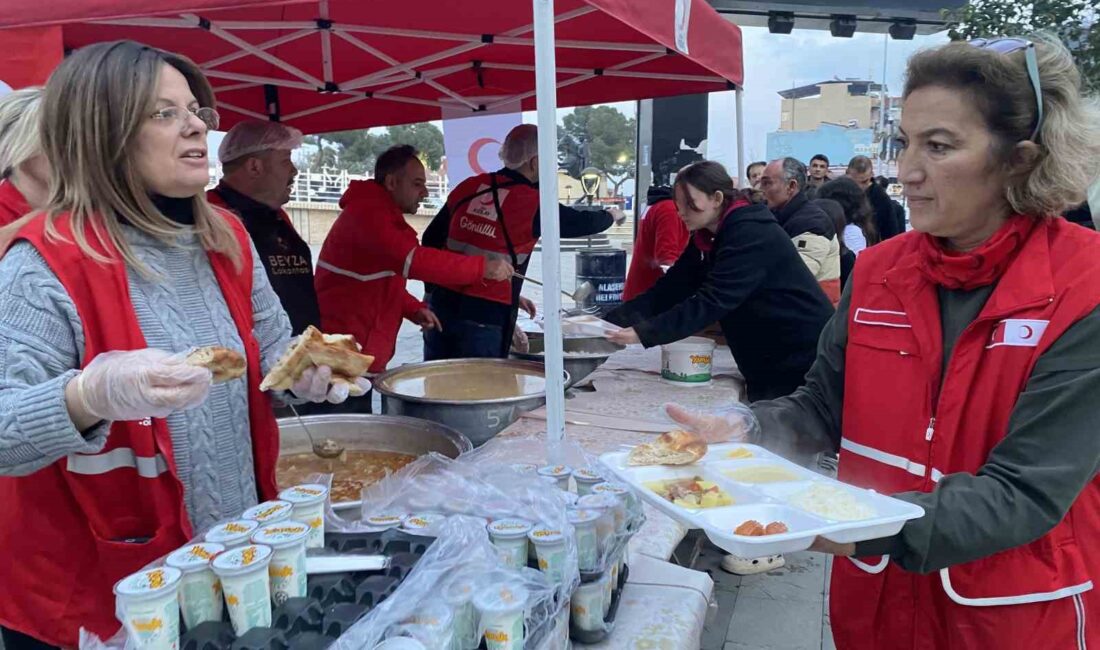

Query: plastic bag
[664,401,760,444]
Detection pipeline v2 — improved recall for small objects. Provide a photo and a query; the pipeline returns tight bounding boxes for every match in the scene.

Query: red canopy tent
[0,0,742,133]
[0,0,745,455]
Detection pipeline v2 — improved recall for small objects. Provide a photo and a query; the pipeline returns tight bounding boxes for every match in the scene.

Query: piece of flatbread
[186,346,246,383]
[628,429,708,466]
[260,326,374,392]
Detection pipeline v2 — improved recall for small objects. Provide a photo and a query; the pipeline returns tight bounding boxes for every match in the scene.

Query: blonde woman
[0,87,48,249]
[0,41,357,649]
[670,35,1100,649]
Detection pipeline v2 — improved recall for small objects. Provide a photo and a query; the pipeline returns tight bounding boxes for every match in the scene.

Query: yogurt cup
[660,336,715,385]
[278,484,329,549]
[365,513,408,531]
[443,577,481,650]
[165,543,225,629]
[577,494,616,556]
[567,509,600,572]
[571,467,604,496]
[590,483,629,532]
[571,577,606,632]
[528,525,568,582]
[114,566,183,650]
[537,465,573,491]
[402,602,455,649]
[473,583,528,650]
[204,519,260,549]
[251,522,310,605]
[211,544,274,636]
[402,512,447,536]
[487,519,533,570]
[242,500,294,526]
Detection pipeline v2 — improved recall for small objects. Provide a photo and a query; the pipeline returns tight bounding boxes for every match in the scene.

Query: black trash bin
[576,249,626,316]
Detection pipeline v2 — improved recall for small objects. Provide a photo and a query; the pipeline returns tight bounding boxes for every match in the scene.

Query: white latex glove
[72,349,212,421]
[664,403,757,443]
[512,327,530,354]
[290,365,372,404]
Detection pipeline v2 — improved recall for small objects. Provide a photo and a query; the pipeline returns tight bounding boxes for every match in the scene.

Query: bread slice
[628,429,708,466]
[186,346,246,383]
[260,326,374,392]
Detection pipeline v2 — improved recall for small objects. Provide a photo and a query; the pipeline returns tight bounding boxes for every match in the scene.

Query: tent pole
[735,87,745,187]
[533,0,566,462]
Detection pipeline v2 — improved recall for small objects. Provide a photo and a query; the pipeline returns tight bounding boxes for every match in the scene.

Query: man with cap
[208,120,320,335]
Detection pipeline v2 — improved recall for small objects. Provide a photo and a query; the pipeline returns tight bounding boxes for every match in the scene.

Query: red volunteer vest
[444,172,540,305]
[835,217,1100,648]
[0,180,31,228]
[0,211,281,647]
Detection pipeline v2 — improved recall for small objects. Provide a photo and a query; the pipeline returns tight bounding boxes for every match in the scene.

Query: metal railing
[207,167,450,213]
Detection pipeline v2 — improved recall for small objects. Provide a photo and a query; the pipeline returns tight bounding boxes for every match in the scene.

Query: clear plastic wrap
[663,401,760,444]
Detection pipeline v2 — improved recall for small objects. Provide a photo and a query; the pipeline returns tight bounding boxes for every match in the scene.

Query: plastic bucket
[660,336,716,385]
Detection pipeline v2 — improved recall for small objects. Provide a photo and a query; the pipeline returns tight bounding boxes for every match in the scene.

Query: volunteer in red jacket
[668,36,1100,648]
[0,87,49,250]
[0,41,358,650]
[421,124,625,359]
[315,144,513,408]
[623,185,689,301]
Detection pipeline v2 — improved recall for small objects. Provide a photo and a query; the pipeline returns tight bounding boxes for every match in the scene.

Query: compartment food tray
[599,443,924,558]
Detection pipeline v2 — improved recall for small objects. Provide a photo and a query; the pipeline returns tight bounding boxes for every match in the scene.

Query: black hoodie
[605,202,834,401]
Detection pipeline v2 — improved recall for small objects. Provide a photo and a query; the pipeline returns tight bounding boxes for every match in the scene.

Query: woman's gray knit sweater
[0,228,292,532]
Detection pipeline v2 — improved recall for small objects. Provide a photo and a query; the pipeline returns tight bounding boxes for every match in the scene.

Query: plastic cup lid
[567,508,600,526]
[487,518,533,539]
[473,583,529,615]
[443,577,480,605]
[404,602,453,628]
[252,521,310,548]
[510,463,538,474]
[278,484,329,505]
[204,519,260,545]
[572,467,603,483]
[592,482,629,496]
[365,513,407,529]
[537,465,572,479]
[165,543,225,573]
[577,494,616,511]
[242,500,294,523]
[114,567,182,600]
[211,544,273,577]
[527,525,565,545]
[402,513,446,531]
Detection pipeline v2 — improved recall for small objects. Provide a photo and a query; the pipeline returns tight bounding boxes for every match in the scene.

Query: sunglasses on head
[968,37,1044,142]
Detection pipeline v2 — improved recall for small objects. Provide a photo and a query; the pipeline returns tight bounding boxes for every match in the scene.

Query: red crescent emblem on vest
[1019,325,1033,339]
[468,138,499,175]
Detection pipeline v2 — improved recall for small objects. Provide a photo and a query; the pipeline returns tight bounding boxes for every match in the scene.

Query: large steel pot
[511,333,623,388]
[373,358,568,447]
[277,413,471,509]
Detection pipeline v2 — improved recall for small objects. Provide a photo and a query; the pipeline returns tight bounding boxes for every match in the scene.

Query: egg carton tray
[180,530,434,650]
[599,443,925,558]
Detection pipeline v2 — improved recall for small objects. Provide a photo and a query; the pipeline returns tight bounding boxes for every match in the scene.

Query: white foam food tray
[598,443,925,558]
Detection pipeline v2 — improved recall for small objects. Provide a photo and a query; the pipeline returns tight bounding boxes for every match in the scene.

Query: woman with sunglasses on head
[0,41,359,650]
[669,35,1100,648]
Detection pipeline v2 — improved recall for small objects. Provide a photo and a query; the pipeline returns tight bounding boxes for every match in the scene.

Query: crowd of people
[0,31,1095,650]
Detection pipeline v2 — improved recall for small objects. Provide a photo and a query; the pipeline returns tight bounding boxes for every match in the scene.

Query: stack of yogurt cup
[113,484,329,649]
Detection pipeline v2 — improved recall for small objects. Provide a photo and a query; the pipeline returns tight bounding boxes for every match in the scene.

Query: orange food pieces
[734,520,789,536]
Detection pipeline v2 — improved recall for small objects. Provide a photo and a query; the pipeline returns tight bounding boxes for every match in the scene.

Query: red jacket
[623,198,688,301]
[0,211,280,647]
[0,180,30,227]
[833,217,1100,649]
[315,180,485,372]
[441,171,540,305]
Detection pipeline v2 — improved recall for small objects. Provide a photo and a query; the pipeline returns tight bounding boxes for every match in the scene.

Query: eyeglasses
[968,37,1044,142]
[149,106,220,132]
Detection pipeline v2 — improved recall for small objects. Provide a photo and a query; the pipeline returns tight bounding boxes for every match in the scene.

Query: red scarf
[694,198,751,253]
[917,216,1037,290]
